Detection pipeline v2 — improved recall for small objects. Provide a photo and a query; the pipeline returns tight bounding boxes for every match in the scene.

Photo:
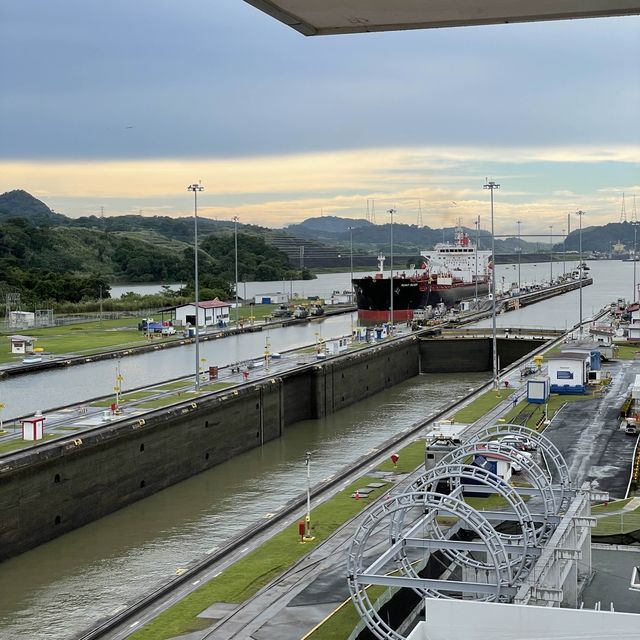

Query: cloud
[1,143,636,229]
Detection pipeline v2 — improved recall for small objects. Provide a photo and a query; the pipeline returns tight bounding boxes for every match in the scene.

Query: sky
[1,0,639,238]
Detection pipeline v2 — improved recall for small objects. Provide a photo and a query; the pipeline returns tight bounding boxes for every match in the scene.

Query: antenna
[633,194,638,223]
[620,192,627,223]
[417,200,423,227]
[371,199,376,224]
[100,206,105,219]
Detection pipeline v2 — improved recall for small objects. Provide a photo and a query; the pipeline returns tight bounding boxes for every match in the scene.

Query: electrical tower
[620,192,627,222]
[417,200,423,226]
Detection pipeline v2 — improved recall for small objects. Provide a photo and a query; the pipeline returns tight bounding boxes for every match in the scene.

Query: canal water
[0,372,487,639]
[0,258,634,637]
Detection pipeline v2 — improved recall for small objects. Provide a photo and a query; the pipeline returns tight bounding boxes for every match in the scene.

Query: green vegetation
[593,500,640,535]
[452,388,515,424]
[0,434,58,455]
[128,477,388,640]
[0,318,149,364]
[0,190,313,310]
[376,440,426,473]
[613,343,640,360]
[502,393,594,431]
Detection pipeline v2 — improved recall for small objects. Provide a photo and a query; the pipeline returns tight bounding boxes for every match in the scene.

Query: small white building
[325,336,350,355]
[253,293,289,305]
[546,352,589,394]
[10,335,37,355]
[174,299,231,328]
[628,306,640,341]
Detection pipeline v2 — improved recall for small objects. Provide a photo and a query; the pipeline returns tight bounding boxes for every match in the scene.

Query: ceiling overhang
[243,0,640,36]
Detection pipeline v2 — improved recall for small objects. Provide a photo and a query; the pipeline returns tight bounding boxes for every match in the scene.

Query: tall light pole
[576,210,585,336]
[549,224,553,284]
[516,220,522,292]
[474,216,480,302]
[388,209,395,328]
[633,221,640,303]
[484,180,500,388]
[562,227,566,276]
[304,451,314,541]
[233,216,240,327]
[187,182,204,391]
[348,226,354,299]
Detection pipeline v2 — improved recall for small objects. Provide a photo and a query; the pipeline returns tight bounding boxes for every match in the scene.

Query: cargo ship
[353,226,492,323]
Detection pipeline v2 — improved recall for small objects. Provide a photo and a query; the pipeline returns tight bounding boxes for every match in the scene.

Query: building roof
[9,335,36,342]
[243,0,640,36]
[546,352,589,361]
[198,299,232,309]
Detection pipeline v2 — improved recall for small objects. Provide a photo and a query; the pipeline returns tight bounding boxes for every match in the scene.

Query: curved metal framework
[438,440,558,524]
[347,491,512,640]
[467,423,572,511]
[403,463,538,580]
[348,428,575,640]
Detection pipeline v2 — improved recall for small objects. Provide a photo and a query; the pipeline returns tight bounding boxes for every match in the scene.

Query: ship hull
[353,276,489,323]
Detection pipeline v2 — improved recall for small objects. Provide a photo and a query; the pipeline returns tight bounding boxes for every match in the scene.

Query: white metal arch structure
[402,463,538,581]
[437,440,559,525]
[467,423,572,510]
[347,491,514,640]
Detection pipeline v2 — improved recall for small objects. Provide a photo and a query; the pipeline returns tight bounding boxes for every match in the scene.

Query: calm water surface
[0,372,486,639]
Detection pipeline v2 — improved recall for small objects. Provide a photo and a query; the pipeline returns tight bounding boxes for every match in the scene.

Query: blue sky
[1,0,638,235]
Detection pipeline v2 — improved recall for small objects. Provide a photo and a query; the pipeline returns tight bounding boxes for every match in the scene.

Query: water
[0,259,633,637]
[0,314,357,422]
[0,372,486,639]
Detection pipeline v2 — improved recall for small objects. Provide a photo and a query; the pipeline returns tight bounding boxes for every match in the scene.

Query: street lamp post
[483,180,500,389]
[233,216,240,327]
[187,182,204,391]
[348,226,354,299]
[576,210,585,336]
[474,216,480,303]
[304,451,314,540]
[633,222,640,303]
[549,224,553,285]
[562,227,566,276]
[516,220,522,292]
[388,209,395,328]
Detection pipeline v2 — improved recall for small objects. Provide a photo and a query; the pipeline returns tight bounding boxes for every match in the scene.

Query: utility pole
[484,180,500,389]
[187,182,204,391]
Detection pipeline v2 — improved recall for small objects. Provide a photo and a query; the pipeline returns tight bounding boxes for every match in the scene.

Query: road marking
[192,580,201,586]
[214,571,222,577]
[130,621,140,628]
[241,547,249,553]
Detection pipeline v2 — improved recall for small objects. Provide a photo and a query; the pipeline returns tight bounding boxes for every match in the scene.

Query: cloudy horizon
[1,1,638,235]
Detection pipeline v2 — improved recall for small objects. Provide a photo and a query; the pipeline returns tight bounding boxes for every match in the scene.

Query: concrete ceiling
[243,0,640,36]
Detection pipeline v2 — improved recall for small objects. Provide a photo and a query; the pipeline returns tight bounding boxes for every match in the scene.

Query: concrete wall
[418,337,544,373]
[0,335,421,561]
[0,334,540,560]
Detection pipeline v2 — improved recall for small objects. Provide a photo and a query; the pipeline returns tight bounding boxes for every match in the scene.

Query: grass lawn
[591,498,633,514]
[89,391,158,408]
[593,503,640,535]
[500,393,594,431]
[614,343,640,360]
[128,476,388,640]
[0,317,155,364]
[0,434,58,455]
[452,388,515,424]
[376,440,426,473]
[155,381,195,391]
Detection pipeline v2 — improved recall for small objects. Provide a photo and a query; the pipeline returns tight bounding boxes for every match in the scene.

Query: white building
[628,306,640,341]
[174,299,231,328]
[10,335,37,355]
[546,352,589,393]
[253,293,288,305]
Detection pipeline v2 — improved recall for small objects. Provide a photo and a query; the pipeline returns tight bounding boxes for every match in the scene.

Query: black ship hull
[353,276,489,322]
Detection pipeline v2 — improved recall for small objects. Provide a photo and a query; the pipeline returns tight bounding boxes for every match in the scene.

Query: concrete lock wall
[0,336,422,561]
[418,337,544,373]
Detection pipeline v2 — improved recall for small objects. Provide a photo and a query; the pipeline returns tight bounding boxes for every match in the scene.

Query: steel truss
[347,424,598,640]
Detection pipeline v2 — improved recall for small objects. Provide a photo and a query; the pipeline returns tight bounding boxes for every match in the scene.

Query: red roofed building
[174,298,231,328]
